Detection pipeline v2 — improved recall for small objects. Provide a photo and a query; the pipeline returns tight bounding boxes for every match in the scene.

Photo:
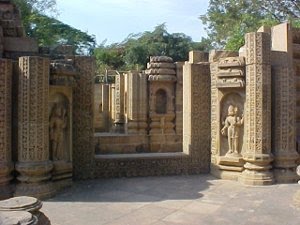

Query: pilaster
[15,56,55,198]
[0,59,13,199]
[239,32,274,185]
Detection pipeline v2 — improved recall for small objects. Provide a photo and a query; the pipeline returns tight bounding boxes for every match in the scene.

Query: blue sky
[56,0,210,45]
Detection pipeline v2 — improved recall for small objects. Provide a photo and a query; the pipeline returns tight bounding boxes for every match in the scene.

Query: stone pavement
[42,175,300,225]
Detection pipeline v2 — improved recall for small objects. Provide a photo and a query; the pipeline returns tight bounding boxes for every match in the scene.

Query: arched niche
[155,89,167,114]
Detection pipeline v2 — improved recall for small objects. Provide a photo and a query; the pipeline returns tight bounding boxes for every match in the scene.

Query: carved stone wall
[239,32,274,185]
[73,56,95,179]
[15,56,55,198]
[0,58,13,199]
[182,56,211,167]
[210,53,246,180]
[271,23,299,183]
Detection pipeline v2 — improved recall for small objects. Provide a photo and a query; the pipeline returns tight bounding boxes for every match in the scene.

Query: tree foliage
[94,24,212,73]
[200,0,300,51]
[13,0,96,54]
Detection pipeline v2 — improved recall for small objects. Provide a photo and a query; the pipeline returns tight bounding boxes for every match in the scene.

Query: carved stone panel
[0,58,13,199]
[16,56,55,198]
[73,56,95,179]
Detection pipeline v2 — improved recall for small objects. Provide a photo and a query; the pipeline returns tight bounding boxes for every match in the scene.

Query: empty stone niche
[155,89,167,114]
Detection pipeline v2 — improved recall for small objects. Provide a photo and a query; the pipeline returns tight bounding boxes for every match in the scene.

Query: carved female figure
[221,105,244,156]
[49,103,67,161]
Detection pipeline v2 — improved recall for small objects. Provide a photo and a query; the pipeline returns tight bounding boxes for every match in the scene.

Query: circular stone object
[0,196,42,213]
[0,211,37,225]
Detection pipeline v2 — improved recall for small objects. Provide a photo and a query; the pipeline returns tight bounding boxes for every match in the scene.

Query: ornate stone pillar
[239,32,274,185]
[126,71,148,134]
[102,84,110,132]
[73,56,95,179]
[113,73,125,133]
[0,59,13,199]
[271,23,299,183]
[183,54,210,168]
[15,56,55,198]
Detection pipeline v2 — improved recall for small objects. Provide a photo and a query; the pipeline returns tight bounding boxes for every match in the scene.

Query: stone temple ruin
[0,0,299,203]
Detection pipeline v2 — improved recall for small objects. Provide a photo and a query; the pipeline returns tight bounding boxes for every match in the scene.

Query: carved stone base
[14,182,56,200]
[274,168,299,183]
[273,153,299,183]
[239,163,274,185]
[52,161,73,191]
[211,156,244,180]
[239,154,274,185]
[211,164,243,181]
[15,161,56,199]
[52,161,72,181]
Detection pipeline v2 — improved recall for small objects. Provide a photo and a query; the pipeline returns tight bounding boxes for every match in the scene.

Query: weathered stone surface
[73,56,95,179]
[240,32,274,185]
[0,211,38,225]
[15,57,55,198]
[0,59,13,200]
[183,59,210,168]
[271,23,299,183]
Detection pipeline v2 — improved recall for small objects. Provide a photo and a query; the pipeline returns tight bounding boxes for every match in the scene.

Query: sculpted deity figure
[50,103,67,161]
[221,105,244,156]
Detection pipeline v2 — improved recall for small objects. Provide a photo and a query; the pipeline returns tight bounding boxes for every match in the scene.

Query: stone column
[102,84,109,132]
[239,32,274,185]
[0,59,13,199]
[113,73,125,133]
[15,56,55,198]
[175,62,184,136]
[182,58,210,169]
[126,71,148,134]
[271,23,299,183]
[73,56,95,179]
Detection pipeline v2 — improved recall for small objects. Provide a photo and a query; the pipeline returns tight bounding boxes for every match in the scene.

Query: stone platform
[42,175,300,225]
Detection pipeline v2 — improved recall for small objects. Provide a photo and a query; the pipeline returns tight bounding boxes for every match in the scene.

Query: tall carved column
[183,55,210,170]
[0,59,13,199]
[73,56,95,179]
[271,23,299,183]
[102,84,110,132]
[113,73,125,133]
[126,71,148,134]
[15,57,55,198]
[239,32,274,185]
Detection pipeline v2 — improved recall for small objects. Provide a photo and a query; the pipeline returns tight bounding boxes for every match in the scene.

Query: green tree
[200,0,300,51]
[13,0,96,54]
[94,24,212,73]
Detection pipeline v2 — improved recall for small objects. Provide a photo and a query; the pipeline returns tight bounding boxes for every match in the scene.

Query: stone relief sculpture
[221,105,244,156]
[49,103,68,161]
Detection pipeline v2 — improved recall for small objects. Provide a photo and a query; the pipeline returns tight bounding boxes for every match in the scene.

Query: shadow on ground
[46,174,217,203]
